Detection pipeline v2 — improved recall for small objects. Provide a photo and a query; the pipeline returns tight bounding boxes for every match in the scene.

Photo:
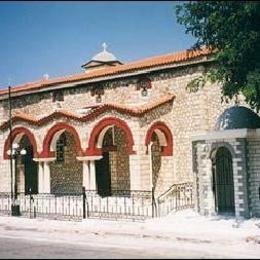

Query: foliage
[175,1,260,111]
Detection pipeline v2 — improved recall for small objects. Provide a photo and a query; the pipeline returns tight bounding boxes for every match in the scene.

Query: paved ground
[0,223,256,259]
[0,234,229,259]
[0,236,167,259]
[0,210,259,259]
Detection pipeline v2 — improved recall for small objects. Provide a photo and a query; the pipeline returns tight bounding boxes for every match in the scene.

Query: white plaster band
[33,157,56,162]
[76,156,103,161]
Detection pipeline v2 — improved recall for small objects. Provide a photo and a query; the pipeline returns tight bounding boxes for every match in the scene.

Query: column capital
[76,156,102,161]
[33,157,56,162]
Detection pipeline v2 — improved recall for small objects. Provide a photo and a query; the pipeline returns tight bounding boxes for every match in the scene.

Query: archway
[3,127,38,160]
[13,135,38,195]
[86,117,135,156]
[145,122,173,156]
[49,131,83,194]
[3,128,39,194]
[41,123,84,158]
[145,122,173,192]
[150,132,162,189]
[212,147,235,215]
[94,126,131,197]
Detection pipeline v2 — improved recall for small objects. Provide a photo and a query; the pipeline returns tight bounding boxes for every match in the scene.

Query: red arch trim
[145,122,173,156]
[3,127,39,160]
[40,123,84,158]
[86,117,136,156]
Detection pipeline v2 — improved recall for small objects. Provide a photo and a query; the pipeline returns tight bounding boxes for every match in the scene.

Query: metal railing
[0,189,154,221]
[156,182,194,217]
[0,182,194,221]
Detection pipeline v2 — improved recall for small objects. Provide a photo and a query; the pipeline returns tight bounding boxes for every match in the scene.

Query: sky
[0,1,196,89]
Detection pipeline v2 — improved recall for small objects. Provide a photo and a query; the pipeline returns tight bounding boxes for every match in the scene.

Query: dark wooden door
[213,147,235,214]
[95,152,111,197]
[24,145,38,194]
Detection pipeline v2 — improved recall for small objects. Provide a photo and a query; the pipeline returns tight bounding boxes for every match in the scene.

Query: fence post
[152,186,157,218]
[29,188,34,218]
[82,186,86,219]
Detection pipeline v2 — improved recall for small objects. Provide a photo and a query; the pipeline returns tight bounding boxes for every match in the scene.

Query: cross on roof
[102,42,108,52]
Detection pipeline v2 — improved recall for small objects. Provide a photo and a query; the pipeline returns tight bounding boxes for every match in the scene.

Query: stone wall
[247,139,260,217]
[193,138,250,218]
[50,132,83,194]
[0,61,250,196]
[110,127,130,191]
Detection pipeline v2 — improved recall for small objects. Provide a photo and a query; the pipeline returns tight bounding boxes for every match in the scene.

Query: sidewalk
[0,209,260,258]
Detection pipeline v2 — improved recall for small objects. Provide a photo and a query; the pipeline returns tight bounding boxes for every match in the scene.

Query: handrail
[157,182,193,202]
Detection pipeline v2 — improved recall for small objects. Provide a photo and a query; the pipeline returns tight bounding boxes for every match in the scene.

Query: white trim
[33,157,56,162]
[76,156,103,161]
[191,128,260,141]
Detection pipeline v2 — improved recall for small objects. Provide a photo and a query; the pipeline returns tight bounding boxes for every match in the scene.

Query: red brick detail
[145,122,173,156]
[40,123,84,158]
[86,117,135,156]
[3,127,39,160]
[0,94,175,131]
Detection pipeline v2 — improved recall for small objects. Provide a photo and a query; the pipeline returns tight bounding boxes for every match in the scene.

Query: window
[56,133,67,163]
[53,90,64,102]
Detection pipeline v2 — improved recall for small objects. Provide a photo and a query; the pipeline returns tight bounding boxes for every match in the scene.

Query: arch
[209,142,236,160]
[145,121,173,156]
[3,127,38,160]
[41,123,84,158]
[86,117,135,156]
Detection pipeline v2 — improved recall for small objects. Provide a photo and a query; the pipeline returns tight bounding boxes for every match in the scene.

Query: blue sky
[0,1,195,88]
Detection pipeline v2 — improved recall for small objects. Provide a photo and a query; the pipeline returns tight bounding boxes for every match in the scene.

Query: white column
[38,162,44,193]
[148,143,153,191]
[43,162,51,193]
[129,154,141,190]
[89,160,97,191]
[82,161,90,190]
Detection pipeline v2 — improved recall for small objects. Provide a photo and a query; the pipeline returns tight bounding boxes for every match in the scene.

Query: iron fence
[84,189,153,220]
[0,182,194,221]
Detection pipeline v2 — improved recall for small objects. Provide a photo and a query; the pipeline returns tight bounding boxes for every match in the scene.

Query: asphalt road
[0,235,223,259]
[0,236,168,259]
[0,235,206,259]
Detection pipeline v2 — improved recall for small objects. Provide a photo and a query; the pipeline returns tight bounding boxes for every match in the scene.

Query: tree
[175,1,260,111]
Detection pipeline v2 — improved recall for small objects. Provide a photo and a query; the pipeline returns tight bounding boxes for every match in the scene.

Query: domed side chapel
[0,43,259,218]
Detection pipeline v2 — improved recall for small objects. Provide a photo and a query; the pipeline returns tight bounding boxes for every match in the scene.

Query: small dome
[215,106,260,130]
[81,42,122,71]
[92,43,118,62]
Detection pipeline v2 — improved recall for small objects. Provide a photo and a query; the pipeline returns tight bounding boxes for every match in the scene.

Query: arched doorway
[151,132,162,190]
[18,135,38,195]
[95,126,131,197]
[212,147,235,215]
[145,121,173,193]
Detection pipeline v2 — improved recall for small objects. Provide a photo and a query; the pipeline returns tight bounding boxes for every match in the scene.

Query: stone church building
[0,43,260,219]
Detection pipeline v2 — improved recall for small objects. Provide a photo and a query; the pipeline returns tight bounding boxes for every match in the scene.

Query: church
[0,43,260,219]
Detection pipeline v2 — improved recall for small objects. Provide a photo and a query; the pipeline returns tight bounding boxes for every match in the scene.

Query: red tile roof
[0,47,213,96]
[0,94,175,130]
